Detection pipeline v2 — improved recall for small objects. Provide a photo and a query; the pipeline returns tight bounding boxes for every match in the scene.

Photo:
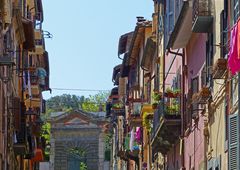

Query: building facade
[49,110,109,170]
[0,0,50,169]
[108,0,240,169]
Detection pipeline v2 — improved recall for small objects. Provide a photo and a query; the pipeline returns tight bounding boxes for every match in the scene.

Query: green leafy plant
[152,92,162,102]
[142,112,152,132]
[112,102,124,109]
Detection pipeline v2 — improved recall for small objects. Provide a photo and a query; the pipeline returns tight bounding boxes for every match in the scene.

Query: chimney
[136,16,145,23]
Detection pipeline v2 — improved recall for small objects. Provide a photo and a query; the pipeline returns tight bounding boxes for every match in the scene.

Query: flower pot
[152,103,158,109]
[166,91,175,98]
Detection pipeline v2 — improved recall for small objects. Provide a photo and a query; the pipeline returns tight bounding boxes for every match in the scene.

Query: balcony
[34,30,45,53]
[129,114,142,127]
[151,103,181,155]
[192,0,213,33]
[0,55,15,66]
[192,87,211,104]
[212,58,227,79]
[13,131,27,155]
[22,18,35,50]
[111,102,125,117]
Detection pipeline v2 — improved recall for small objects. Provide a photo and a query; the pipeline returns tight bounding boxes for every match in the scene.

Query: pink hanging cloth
[228,20,240,75]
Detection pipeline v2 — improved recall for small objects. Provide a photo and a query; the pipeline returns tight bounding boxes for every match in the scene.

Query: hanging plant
[152,102,158,110]
[165,88,175,98]
[142,112,152,132]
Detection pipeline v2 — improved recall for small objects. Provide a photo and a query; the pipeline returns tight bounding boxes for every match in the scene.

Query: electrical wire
[51,88,110,92]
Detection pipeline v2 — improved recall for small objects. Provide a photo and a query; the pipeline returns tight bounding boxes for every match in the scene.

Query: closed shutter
[228,113,240,170]
[164,0,174,48]
[201,65,207,87]
[206,33,214,87]
[192,77,199,113]
[13,97,21,131]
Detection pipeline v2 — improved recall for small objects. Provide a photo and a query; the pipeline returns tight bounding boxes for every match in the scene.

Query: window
[220,10,228,58]
[192,77,199,114]
[231,75,238,108]
[164,0,175,48]
[232,0,239,24]
[206,33,214,87]
[201,65,207,87]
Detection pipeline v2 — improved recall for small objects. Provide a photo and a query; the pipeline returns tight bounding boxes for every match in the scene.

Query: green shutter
[228,113,240,170]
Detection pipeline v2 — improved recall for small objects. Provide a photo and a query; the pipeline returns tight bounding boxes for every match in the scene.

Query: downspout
[167,48,185,169]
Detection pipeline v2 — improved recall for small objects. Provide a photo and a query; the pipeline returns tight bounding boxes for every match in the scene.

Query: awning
[118,32,133,56]
[31,148,44,162]
[141,37,156,71]
[127,23,152,66]
[127,26,143,65]
[112,64,122,84]
[121,53,131,77]
[22,18,35,50]
[110,87,118,96]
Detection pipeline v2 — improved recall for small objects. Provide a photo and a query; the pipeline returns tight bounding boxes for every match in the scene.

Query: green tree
[81,92,109,112]
[47,94,82,112]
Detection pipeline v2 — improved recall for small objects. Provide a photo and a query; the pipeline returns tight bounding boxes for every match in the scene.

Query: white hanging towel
[130,129,135,151]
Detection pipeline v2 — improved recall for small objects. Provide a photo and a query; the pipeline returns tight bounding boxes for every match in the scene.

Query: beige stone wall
[207,0,228,169]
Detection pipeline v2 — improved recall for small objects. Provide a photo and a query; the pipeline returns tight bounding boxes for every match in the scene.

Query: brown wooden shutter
[192,77,199,114]
[13,97,21,131]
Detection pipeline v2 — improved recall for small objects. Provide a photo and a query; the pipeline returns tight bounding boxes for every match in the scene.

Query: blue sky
[42,0,153,99]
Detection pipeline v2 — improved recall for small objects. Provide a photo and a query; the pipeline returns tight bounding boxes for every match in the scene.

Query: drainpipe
[167,48,185,170]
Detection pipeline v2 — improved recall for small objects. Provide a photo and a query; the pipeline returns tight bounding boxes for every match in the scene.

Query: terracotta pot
[152,103,158,109]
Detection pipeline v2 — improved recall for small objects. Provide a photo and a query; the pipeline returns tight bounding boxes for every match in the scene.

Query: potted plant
[153,91,162,101]
[112,102,124,109]
[199,87,211,97]
[165,88,175,98]
[173,89,181,98]
[152,102,158,110]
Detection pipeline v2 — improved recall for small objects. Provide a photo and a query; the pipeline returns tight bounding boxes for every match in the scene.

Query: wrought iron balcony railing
[192,0,213,32]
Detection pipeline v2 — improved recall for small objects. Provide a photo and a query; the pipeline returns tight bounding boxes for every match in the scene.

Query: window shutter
[164,1,169,48]
[201,65,207,87]
[228,113,240,170]
[13,97,21,131]
[220,10,228,58]
[206,33,214,87]
[164,0,174,48]
[192,77,199,113]
[168,0,174,33]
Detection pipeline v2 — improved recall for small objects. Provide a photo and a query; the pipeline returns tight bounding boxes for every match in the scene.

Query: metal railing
[193,0,211,21]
